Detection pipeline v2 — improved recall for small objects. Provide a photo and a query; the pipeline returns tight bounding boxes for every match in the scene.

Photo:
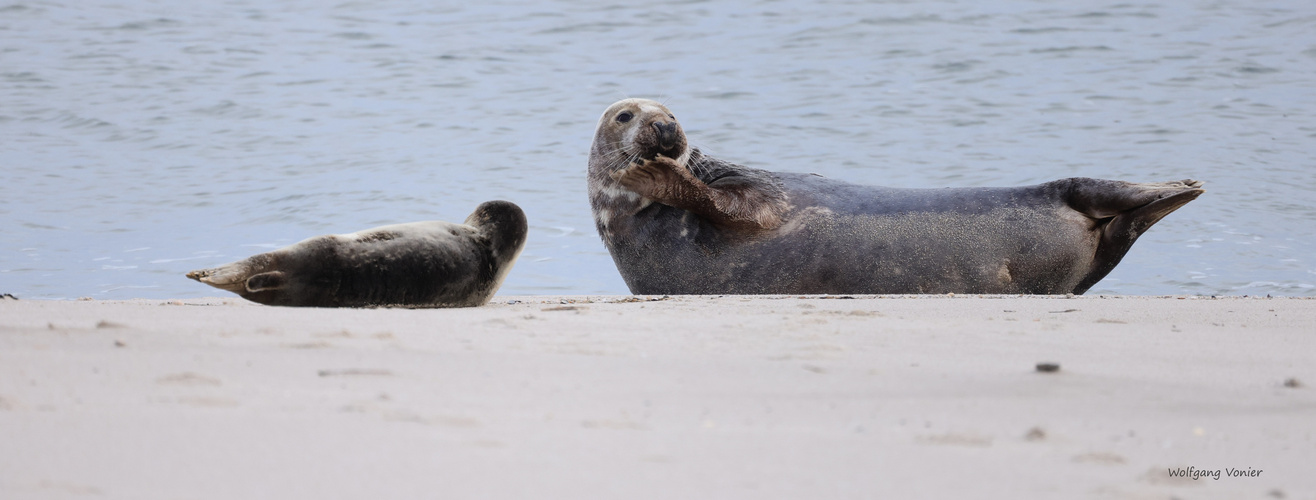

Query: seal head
[590,99,789,239]
[592,98,690,167]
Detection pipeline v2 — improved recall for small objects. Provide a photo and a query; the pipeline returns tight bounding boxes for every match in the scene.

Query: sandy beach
[1,294,1313,499]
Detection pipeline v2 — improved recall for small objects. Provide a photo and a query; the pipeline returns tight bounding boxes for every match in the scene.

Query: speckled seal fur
[187,200,527,307]
[588,98,1204,295]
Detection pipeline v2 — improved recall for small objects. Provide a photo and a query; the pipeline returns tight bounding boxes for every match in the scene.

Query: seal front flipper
[702,168,790,230]
[1061,177,1206,293]
[613,155,787,231]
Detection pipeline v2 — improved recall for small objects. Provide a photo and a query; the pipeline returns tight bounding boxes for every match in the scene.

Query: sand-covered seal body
[589,98,1205,295]
[187,200,527,307]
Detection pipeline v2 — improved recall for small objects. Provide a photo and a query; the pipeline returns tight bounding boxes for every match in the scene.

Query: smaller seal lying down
[589,98,1205,295]
[187,200,527,308]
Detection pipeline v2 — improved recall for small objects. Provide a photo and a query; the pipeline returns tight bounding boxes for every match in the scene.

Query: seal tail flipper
[1067,178,1206,293]
[186,255,278,295]
[243,271,287,292]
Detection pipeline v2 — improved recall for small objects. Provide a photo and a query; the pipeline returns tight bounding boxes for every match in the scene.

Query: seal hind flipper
[245,271,287,292]
[187,254,274,295]
[186,266,248,294]
[1065,178,1206,293]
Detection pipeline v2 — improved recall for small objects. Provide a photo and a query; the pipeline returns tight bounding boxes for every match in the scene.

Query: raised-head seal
[187,200,528,307]
[588,98,1204,295]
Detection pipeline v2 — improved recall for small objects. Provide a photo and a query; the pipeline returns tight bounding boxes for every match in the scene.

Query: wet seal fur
[588,98,1205,295]
[187,200,527,307]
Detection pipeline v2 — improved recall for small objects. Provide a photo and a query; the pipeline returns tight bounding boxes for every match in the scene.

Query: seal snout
[652,120,680,149]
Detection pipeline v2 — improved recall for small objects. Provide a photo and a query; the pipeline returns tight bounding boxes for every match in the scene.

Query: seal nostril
[653,121,678,148]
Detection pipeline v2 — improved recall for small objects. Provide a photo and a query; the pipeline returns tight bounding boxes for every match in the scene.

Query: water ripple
[1,0,1312,299]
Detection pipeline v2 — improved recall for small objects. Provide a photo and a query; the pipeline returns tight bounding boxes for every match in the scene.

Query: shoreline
[3,295,1313,498]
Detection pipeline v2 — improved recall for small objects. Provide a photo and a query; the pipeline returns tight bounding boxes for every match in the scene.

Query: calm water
[3,0,1314,299]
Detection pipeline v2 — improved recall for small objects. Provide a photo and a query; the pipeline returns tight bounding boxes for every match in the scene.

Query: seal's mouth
[637,145,683,161]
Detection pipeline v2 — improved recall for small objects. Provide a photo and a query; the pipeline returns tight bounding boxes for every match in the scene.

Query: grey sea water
[2,0,1314,299]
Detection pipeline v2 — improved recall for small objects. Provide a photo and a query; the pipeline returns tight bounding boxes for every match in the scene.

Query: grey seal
[187,200,527,307]
[588,98,1204,295]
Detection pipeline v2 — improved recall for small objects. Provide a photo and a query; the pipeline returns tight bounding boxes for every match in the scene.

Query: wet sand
[1,295,1313,499]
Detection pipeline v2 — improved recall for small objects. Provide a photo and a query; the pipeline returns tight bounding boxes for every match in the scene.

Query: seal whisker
[604,150,636,167]
[687,152,710,179]
[601,147,642,174]
[596,143,640,169]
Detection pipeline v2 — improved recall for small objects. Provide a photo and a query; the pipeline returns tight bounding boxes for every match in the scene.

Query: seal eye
[616,111,633,123]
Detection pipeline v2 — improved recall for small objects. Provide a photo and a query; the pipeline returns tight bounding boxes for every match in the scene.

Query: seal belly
[313,233,486,307]
[613,175,1104,295]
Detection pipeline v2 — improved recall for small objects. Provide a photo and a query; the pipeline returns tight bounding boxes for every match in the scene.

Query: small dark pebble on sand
[1035,362,1061,373]
[1283,378,1302,388]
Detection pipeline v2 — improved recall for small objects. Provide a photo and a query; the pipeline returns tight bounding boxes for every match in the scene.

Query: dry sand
[1,294,1313,499]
